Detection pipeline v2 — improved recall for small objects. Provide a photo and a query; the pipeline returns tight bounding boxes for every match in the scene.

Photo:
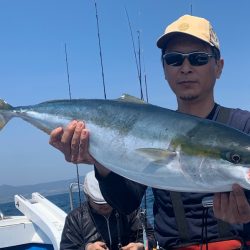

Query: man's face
[163,34,224,103]
[89,198,113,216]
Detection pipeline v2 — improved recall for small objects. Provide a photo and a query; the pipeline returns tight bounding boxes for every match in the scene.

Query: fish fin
[117,94,146,104]
[136,148,177,161]
[0,99,13,130]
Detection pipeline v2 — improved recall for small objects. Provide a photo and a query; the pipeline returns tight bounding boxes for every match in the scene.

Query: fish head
[172,125,250,191]
[220,146,250,165]
[217,144,250,188]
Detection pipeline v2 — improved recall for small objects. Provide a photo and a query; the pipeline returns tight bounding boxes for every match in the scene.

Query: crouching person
[60,170,156,250]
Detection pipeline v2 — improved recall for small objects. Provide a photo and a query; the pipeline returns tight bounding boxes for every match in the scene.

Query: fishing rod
[64,43,82,206]
[124,8,152,248]
[94,0,107,99]
[142,55,149,103]
[137,30,143,101]
[64,44,72,100]
[138,30,149,103]
[124,7,144,101]
[63,0,108,208]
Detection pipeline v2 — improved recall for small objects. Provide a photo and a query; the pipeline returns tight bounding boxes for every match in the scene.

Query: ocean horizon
[0,188,154,225]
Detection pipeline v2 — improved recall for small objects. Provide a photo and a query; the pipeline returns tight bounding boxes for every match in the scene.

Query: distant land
[0,177,85,204]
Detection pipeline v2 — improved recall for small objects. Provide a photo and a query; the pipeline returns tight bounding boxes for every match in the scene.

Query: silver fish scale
[1,97,250,192]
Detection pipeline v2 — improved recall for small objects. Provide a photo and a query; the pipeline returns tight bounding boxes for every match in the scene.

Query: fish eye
[226,152,241,164]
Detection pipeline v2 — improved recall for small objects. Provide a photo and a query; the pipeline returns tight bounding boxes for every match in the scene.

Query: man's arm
[96,169,147,214]
[60,211,85,250]
[61,208,109,250]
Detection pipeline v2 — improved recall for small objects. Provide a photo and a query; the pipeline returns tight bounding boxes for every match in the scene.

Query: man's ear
[164,67,168,80]
[216,58,224,79]
[162,61,168,80]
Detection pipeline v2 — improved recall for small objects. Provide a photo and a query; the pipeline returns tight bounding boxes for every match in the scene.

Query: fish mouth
[236,165,250,189]
[246,168,250,182]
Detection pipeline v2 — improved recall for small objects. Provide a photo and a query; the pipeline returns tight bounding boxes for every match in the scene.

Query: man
[60,170,155,250]
[50,15,250,249]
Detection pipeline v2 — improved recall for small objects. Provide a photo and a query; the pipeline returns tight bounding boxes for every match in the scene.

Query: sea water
[0,188,154,225]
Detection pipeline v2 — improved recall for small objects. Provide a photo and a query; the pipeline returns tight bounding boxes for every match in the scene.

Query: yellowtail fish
[1,95,250,192]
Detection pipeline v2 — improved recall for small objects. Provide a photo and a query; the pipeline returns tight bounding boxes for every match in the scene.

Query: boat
[0,183,153,250]
[0,192,67,250]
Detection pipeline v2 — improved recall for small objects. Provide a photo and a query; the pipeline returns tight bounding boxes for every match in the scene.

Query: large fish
[1,95,250,192]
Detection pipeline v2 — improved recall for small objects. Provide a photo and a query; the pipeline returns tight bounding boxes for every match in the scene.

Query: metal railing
[68,183,84,211]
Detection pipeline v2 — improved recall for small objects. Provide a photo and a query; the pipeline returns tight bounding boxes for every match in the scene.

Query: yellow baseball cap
[156,15,220,51]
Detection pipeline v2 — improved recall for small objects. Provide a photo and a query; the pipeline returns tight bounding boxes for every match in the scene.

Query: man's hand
[121,242,144,250]
[49,120,94,164]
[213,184,250,224]
[49,120,111,176]
[86,241,108,250]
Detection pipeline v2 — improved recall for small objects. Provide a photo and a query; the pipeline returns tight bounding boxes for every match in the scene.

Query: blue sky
[0,0,250,186]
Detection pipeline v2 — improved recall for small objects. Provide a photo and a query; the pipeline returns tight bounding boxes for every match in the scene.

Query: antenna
[64,43,82,206]
[94,1,107,99]
[190,3,193,15]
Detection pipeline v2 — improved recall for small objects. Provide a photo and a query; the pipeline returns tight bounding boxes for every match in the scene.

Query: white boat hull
[0,192,67,250]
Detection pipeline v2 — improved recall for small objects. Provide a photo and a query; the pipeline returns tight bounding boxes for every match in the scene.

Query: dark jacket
[60,202,156,250]
[97,106,250,249]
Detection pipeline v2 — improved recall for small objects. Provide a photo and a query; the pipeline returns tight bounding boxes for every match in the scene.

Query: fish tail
[0,99,13,130]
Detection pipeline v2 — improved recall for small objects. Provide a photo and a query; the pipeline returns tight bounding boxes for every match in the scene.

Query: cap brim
[157,32,179,49]
[93,200,107,205]
[156,31,214,49]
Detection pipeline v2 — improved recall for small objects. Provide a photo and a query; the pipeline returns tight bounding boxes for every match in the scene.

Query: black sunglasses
[163,52,215,67]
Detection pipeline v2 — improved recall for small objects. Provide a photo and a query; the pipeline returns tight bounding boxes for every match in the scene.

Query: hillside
[0,177,84,204]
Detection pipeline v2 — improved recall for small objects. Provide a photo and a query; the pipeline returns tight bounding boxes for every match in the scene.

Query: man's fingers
[219,192,229,217]
[233,184,249,209]
[121,243,144,250]
[213,185,250,224]
[232,184,250,223]
[86,242,108,250]
[213,193,221,216]
[49,127,63,147]
[228,190,239,223]
[213,192,229,220]
[71,121,84,162]
[49,120,94,165]
[95,241,108,250]
[57,120,77,161]
[78,129,95,164]
[79,129,88,157]
[61,120,77,145]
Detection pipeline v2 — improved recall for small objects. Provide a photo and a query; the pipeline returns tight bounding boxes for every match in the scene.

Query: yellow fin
[136,148,176,161]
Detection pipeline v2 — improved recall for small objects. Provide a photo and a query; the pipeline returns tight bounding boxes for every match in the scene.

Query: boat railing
[69,183,84,211]
[0,210,4,220]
